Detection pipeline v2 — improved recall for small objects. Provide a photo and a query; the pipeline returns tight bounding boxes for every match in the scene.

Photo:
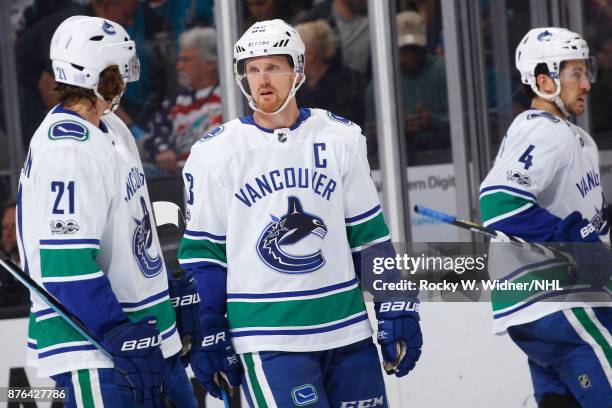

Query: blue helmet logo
[132,197,163,278]
[537,30,553,42]
[102,21,116,35]
[256,196,327,274]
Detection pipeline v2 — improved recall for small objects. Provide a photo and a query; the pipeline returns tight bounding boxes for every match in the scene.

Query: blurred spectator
[0,200,29,309]
[2,201,19,265]
[366,11,449,163]
[295,20,366,127]
[16,0,139,146]
[591,38,612,137]
[242,0,311,29]
[294,0,371,80]
[16,0,75,35]
[146,27,222,176]
[401,0,442,56]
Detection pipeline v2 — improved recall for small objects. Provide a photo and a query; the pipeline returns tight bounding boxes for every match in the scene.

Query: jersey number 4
[518,145,535,170]
[51,181,75,214]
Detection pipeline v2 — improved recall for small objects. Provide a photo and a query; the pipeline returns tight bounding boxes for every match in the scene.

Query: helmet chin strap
[530,78,570,118]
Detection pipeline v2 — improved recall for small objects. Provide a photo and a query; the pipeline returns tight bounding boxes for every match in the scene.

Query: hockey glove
[553,211,612,288]
[103,317,167,408]
[190,315,242,399]
[375,301,423,378]
[168,272,203,357]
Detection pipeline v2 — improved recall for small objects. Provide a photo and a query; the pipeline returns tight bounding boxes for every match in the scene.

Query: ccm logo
[580,223,596,238]
[121,335,161,351]
[378,301,420,313]
[170,293,201,308]
[202,332,225,347]
[340,396,384,407]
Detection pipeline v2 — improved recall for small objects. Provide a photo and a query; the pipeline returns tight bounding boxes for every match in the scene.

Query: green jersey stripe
[40,248,100,278]
[228,286,365,329]
[480,191,535,224]
[491,265,573,310]
[29,299,175,349]
[345,212,390,250]
[243,353,268,408]
[178,237,227,264]
[572,308,612,366]
[77,369,95,408]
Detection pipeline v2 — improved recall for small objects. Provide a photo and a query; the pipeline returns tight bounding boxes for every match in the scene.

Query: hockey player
[480,28,611,408]
[16,16,197,408]
[179,19,423,406]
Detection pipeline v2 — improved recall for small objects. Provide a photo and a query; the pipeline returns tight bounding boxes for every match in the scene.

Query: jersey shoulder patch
[48,120,89,141]
[326,111,353,126]
[199,125,224,142]
[526,111,561,123]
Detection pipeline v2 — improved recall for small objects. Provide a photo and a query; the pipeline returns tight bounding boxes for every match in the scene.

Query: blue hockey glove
[189,315,242,399]
[103,317,167,408]
[553,211,612,288]
[375,301,423,378]
[168,272,203,357]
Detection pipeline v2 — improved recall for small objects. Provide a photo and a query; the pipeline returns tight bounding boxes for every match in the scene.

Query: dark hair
[53,65,124,108]
[522,61,566,100]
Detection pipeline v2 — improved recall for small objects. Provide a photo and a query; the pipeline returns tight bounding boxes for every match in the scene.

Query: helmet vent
[89,35,104,41]
[71,63,84,71]
[236,45,246,53]
[285,31,292,37]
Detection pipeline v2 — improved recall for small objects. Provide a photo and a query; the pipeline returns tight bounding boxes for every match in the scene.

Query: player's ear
[536,73,556,94]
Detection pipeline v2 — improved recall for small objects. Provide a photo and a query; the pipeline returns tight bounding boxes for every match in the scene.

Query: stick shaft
[413,205,575,265]
[0,251,111,359]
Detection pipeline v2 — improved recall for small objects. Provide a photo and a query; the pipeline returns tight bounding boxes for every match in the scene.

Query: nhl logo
[578,374,591,389]
[278,132,288,143]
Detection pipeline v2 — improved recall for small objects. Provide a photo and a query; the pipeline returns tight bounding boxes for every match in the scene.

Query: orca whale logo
[132,196,163,278]
[256,196,327,274]
[102,21,116,35]
[537,30,553,42]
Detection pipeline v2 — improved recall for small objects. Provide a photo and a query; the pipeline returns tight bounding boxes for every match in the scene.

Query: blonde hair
[295,20,336,62]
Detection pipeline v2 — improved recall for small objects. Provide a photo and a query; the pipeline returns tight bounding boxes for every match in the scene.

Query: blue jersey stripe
[480,185,536,200]
[498,259,562,282]
[345,205,381,224]
[184,230,226,240]
[493,288,608,319]
[39,239,100,246]
[231,313,369,337]
[38,344,98,359]
[119,289,169,309]
[161,325,177,340]
[227,278,358,300]
[34,309,56,318]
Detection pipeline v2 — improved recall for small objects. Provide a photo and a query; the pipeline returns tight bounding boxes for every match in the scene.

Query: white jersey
[480,109,610,333]
[17,105,181,377]
[179,109,390,354]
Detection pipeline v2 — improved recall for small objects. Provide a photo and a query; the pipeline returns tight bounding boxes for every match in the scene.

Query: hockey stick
[413,205,576,266]
[0,250,112,359]
[0,201,189,406]
[153,201,234,408]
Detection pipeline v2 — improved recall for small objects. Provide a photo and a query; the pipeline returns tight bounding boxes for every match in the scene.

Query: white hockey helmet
[233,19,306,114]
[515,27,595,116]
[50,16,139,107]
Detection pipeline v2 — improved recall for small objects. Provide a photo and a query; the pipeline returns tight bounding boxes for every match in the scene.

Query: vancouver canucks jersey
[480,109,610,333]
[179,109,390,353]
[17,105,181,377]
